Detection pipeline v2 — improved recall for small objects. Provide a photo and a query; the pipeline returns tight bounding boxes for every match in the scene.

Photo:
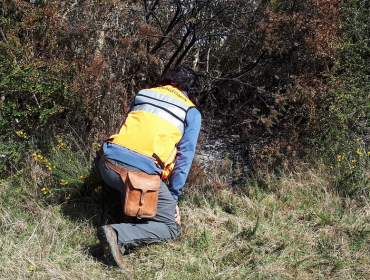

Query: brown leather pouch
[102,156,160,219]
[124,171,160,219]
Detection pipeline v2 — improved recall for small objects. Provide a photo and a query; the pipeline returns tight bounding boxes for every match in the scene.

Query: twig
[0,27,9,44]
[27,223,40,242]
[0,26,19,65]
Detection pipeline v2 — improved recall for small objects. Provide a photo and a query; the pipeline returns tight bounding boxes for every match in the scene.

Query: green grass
[1,158,370,280]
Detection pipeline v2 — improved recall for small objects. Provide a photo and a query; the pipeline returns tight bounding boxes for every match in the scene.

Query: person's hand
[175,205,181,225]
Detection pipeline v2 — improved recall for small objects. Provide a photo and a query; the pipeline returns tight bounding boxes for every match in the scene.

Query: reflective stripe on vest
[109,86,195,178]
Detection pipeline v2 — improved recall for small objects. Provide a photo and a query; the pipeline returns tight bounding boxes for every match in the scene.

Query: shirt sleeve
[168,108,202,201]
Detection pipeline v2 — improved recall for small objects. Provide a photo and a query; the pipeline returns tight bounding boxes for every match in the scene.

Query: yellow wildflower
[41,186,50,194]
[356,148,363,156]
[16,131,27,138]
[60,179,69,185]
[93,142,101,150]
[94,186,103,194]
[29,265,35,272]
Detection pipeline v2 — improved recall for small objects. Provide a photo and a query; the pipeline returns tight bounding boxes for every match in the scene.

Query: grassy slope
[1,161,369,280]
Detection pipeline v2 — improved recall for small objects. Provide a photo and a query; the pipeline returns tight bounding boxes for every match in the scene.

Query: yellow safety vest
[109,85,195,179]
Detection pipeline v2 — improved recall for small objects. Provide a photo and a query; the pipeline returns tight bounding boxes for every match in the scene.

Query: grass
[1,157,370,280]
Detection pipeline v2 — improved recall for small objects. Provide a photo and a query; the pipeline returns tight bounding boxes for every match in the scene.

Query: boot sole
[97,226,125,268]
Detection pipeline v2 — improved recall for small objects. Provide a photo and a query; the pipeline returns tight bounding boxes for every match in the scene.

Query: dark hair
[156,66,201,96]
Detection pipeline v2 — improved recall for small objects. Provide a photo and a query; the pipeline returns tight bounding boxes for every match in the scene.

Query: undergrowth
[1,156,369,279]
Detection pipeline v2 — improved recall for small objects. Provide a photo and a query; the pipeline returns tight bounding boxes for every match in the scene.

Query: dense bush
[0,0,80,176]
[332,0,370,135]
[1,0,369,188]
[310,0,370,196]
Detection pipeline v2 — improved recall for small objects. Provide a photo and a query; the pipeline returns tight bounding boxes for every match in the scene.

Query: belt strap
[103,155,129,182]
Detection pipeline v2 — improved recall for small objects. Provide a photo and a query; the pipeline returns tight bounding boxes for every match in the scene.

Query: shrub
[328,138,370,197]
[30,135,102,204]
[0,0,80,178]
[313,0,370,197]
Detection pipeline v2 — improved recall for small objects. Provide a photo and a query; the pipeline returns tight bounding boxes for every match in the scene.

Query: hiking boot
[97,225,125,268]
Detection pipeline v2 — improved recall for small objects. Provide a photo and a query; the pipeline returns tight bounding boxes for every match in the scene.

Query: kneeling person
[95,66,202,267]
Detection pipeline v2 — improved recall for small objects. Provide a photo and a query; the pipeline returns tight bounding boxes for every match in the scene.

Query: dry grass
[1,161,370,279]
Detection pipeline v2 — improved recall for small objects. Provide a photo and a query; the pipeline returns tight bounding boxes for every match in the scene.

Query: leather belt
[103,155,129,182]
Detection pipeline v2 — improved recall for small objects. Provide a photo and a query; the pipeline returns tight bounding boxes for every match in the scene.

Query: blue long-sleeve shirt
[103,94,201,202]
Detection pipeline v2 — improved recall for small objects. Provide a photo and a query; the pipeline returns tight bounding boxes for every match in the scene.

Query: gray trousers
[96,157,181,254]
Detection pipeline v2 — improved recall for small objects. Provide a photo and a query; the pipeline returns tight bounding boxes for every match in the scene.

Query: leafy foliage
[0,0,80,177]
[307,0,370,198]
[331,0,370,133]
[0,0,369,185]
[31,135,102,204]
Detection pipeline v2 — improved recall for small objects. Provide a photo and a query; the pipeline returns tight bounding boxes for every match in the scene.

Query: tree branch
[144,0,160,22]
[149,2,181,54]
[163,26,192,73]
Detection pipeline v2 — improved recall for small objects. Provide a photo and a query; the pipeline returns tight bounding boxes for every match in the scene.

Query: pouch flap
[127,171,160,192]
